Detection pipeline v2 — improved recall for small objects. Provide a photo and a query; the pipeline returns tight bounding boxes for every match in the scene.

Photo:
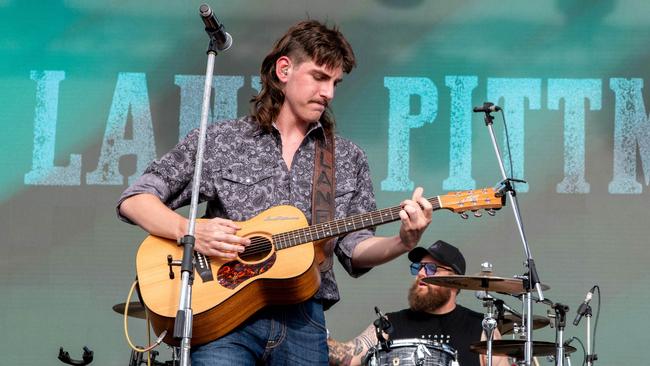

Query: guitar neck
[273,197,441,250]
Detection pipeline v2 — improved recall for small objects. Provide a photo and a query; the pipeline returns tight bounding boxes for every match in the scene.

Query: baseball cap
[407,240,466,275]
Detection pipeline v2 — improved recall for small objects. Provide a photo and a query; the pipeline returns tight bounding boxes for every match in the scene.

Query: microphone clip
[373,306,393,351]
[473,102,501,126]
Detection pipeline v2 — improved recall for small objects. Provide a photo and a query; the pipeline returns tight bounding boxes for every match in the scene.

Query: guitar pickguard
[217,254,277,289]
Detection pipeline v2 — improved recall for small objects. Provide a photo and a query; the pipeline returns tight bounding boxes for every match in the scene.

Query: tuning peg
[460,212,469,219]
[473,211,482,218]
[486,209,496,216]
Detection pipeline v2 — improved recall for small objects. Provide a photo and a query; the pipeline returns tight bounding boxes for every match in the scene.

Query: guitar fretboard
[272,196,442,250]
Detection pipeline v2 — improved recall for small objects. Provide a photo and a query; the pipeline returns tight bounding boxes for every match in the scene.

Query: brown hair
[250,20,356,134]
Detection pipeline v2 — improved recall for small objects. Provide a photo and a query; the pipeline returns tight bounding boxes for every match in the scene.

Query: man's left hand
[398,186,433,250]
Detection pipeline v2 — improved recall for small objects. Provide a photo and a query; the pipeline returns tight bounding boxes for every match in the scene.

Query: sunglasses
[409,262,454,276]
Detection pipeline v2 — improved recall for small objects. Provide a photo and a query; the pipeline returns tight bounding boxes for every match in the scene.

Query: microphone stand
[174,17,230,366]
[478,108,545,366]
[584,306,597,366]
[552,302,569,366]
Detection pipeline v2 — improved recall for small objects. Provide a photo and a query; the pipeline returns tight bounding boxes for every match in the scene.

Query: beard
[408,279,453,313]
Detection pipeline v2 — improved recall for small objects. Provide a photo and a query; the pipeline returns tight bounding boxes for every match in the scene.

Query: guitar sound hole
[239,236,272,262]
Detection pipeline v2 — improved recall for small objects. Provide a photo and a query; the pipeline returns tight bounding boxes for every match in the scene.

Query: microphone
[199,4,233,51]
[473,102,502,113]
[572,286,595,326]
[374,306,394,335]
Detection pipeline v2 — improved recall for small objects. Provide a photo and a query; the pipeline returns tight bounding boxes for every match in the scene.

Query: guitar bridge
[194,252,214,282]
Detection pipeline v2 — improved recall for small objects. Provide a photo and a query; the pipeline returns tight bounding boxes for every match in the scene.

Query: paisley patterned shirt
[117,115,377,306]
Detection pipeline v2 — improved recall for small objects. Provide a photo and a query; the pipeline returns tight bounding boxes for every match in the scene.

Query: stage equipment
[473,102,546,366]
[373,306,393,352]
[364,339,457,366]
[470,340,576,360]
[422,272,549,295]
[113,302,147,319]
[498,314,549,335]
[57,346,94,365]
[170,4,233,366]
[573,285,599,366]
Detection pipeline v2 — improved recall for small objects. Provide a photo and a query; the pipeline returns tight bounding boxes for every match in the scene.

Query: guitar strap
[312,131,336,272]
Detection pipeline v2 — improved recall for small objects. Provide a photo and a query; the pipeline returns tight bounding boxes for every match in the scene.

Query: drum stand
[477,105,546,366]
[480,295,498,366]
[551,302,569,366]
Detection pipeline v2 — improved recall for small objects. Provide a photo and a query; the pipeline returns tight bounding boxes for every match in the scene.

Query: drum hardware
[557,338,581,366]
[469,340,577,359]
[422,273,549,296]
[113,301,147,319]
[500,314,550,336]
[480,297,498,366]
[475,290,550,337]
[364,339,457,366]
[549,301,570,366]
[476,263,498,366]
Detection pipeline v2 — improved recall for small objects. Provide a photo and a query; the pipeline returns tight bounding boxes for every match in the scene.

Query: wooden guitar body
[136,205,320,346]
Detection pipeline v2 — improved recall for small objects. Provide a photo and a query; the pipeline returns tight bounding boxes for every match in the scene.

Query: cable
[592,285,601,355]
[123,280,167,366]
[499,109,516,188]
[566,336,586,366]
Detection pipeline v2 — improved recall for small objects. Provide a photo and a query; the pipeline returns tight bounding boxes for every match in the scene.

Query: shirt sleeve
[116,128,201,223]
[334,147,377,277]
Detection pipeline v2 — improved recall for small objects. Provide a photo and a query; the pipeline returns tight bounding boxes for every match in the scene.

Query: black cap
[408,240,466,275]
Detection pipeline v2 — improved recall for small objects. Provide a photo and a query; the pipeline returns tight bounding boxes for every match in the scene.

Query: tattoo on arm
[327,324,378,366]
[353,339,364,356]
[359,323,379,349]
[327,338,354,366]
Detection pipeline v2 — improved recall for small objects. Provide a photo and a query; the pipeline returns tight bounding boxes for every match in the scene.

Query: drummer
[328,240,509,366]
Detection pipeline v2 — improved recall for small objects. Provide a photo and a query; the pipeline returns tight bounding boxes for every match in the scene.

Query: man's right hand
[193,218,251,259]
[119,194,250,261]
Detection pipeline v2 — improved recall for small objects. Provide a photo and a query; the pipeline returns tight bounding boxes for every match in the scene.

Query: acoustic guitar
[135,187,504,345]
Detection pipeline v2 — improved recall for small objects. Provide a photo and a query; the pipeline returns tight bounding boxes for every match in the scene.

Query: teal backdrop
[1,0,648,364]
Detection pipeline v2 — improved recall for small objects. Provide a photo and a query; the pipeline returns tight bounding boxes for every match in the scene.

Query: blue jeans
[190,299,328,366]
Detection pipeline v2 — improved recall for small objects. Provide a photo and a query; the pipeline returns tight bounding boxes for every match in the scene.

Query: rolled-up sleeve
[335,148,377,277]
[116,128,201,223]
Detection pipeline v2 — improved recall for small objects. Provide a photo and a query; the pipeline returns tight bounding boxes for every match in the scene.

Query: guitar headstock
[438,187,505,217]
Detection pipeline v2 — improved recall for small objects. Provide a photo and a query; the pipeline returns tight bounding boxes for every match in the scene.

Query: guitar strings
[239,207,420,257]
[209,191,494,258]
[238,197,448,257]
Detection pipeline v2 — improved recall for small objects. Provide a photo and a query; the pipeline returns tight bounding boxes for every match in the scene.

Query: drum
[364,338,457,366]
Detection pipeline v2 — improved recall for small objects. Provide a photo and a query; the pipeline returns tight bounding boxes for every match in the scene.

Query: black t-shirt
[387,305,484,366]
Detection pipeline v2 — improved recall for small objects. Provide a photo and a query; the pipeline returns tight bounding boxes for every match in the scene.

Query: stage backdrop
[1,0,648,364]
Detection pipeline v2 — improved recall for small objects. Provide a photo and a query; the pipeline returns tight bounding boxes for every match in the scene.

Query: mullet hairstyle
[251,20,356,134]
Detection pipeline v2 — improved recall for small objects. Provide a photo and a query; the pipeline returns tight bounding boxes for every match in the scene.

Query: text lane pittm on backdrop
[24,71,650,194]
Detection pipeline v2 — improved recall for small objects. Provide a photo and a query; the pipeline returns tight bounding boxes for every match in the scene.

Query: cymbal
[498,314,550,335]
[112,302,147,319]
[470,340,577,359]
[421,274,550,295]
